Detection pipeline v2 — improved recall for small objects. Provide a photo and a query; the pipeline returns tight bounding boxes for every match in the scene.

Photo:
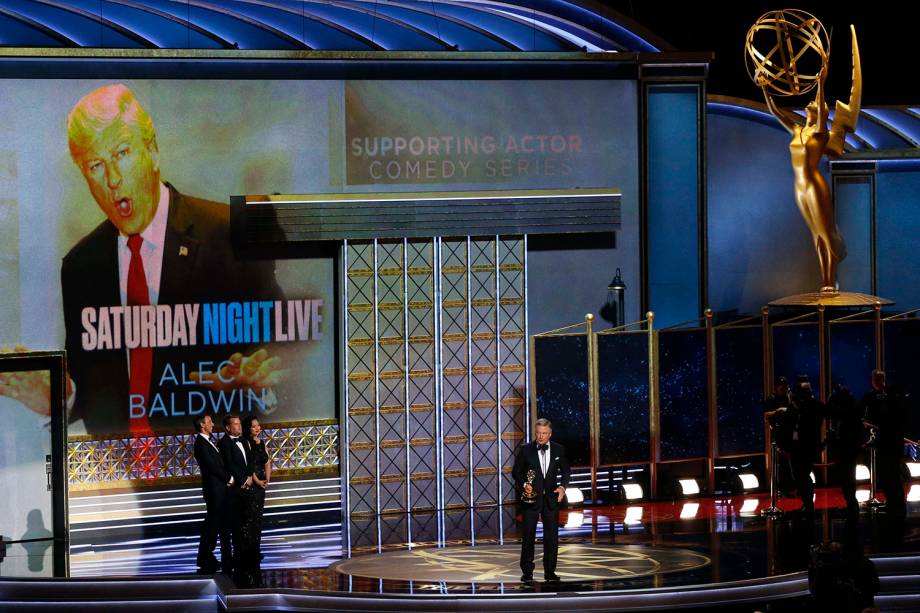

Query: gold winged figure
[758,24,861,293]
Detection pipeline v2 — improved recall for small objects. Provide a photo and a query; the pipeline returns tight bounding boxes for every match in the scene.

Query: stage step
[0,576,219,612]
[67,476,342,541]
[872,555,920,610]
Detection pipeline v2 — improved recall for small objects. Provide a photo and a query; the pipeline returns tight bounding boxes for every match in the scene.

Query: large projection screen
[0,70,639,495]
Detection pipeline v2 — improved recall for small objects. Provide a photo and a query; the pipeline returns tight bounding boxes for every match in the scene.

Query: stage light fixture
[855,464,870,481]
[907,463,920,478]
[565,487,585,505]
[680,502,699,519]
[565,511,585,528]
[856,488,871,503]
[739,498,759,515]
[737,473,759,490]
[678,478,700,496]
[624,506,643,525]
[623,483,643,500]
[908,484,920,502]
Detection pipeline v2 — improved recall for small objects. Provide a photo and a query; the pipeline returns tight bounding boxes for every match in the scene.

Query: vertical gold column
[818,305,827,403]
[528,335,537,439]
[874,301,883,371]
[586,313,599,503]
[647,311,659,498]
[761,306,772,478]
[705,309,717,493]
[818,305,828,471]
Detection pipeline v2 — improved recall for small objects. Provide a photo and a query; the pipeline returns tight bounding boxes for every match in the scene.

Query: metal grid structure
[66,419,338,491]
[343,237,527,531]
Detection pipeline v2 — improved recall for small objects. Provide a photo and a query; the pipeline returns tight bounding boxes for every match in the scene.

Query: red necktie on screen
[127,234,152,435]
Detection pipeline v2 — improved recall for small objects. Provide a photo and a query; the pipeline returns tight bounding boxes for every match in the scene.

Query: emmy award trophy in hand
[521,469,537,505]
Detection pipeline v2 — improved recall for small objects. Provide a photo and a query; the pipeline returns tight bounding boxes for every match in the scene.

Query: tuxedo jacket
[218,434,253,490]
[512,440,571,510]
[194,434,231,501]
[61,183,283,435]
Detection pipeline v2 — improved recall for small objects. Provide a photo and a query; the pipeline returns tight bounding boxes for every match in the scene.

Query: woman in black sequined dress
[241,415,271,587]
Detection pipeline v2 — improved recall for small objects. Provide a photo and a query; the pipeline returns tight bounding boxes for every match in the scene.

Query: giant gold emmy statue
[745,10,890,306]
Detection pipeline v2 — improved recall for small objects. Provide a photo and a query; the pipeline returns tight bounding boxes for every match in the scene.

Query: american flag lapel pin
[179,245,188,257]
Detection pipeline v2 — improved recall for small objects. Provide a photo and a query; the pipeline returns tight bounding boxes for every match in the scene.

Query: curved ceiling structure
[708,96,920,155]
[0,0,666,52]
[0,1,915,154]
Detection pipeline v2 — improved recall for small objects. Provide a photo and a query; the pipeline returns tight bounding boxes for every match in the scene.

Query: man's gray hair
[535,418,552,429]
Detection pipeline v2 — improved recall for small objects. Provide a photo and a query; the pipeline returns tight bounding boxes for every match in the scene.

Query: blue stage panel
[772,323,819,392]
[597,332,650,465]
[658,328,708,460]
[829,320,876,399]
[716,326,764,456]
[533,335,590,466]
[883,318,920,440]
[647,84,701,328]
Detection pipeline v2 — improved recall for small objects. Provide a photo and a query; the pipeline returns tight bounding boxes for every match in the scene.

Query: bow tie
[537,444,548,451]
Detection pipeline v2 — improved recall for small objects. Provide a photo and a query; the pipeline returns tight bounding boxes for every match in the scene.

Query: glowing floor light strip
[678,479,700,496]
[856,489,871,503]
[856,464,870,481]
[680,502,699,519]
[565,511,584,529]
[565,487,584,504]
[624,506,643,525]
[907,463,920,478]
[908,484,920,502]
[739,498,759,515]
[623,483,643,500]
[737,473,759,490]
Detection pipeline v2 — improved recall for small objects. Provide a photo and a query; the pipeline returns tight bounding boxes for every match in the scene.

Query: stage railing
[532,303,920,501]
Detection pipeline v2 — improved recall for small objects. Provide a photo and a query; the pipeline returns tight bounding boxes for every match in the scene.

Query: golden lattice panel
[67,419,338,491]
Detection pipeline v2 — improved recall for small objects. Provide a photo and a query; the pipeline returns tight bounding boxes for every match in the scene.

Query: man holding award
[512,417,571,583]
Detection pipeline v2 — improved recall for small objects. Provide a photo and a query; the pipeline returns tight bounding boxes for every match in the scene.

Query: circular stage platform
[331,543,710,583]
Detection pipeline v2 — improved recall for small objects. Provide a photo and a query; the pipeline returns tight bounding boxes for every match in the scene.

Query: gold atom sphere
[744,9,829,97]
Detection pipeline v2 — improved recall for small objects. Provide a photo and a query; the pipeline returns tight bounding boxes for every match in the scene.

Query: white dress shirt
[232,437,247,463]
[539,442,549,477]
[197,432,218,452]
[117,182,170,307]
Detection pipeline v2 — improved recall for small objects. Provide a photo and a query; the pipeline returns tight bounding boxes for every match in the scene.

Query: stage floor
[69,486,920,596]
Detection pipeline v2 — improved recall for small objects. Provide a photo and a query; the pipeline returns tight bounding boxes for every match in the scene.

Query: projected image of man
[60,84,285,435]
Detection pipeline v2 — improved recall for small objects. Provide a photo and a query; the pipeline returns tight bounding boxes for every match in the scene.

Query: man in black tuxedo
[512,417,570,583]
[218,414,253,575]
[862,370,906,518]
[192,413,233,573]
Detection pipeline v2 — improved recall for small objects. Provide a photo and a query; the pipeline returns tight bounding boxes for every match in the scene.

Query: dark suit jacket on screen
[61,183,283,435]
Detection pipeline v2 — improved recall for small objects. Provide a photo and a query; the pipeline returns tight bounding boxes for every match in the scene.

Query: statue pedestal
[768,291,893,308]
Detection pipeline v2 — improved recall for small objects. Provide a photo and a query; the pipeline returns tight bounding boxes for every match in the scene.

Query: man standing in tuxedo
[192,413,233,573]
[218,414,253,576]
[512,417,570,583]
